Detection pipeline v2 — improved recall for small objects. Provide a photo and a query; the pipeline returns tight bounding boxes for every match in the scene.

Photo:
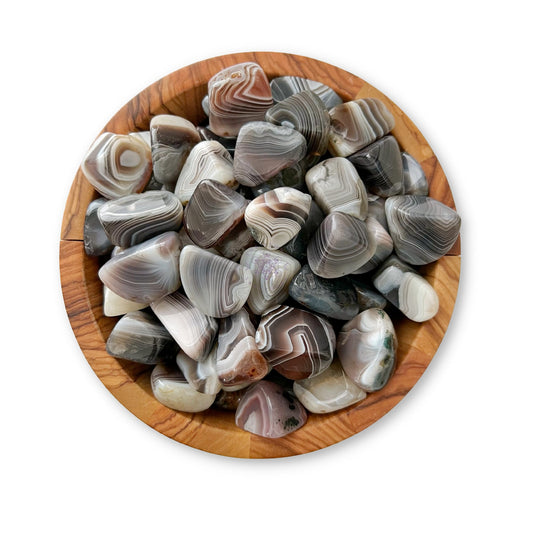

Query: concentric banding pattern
[265,90,331,158]
[385,195,461,265]
[84,198,113,256]
[105,310,176,364]
[150,115,201,186]
[98,231,182,304]
[235,380,307,438]
[240,247,301,315]
[270,76,343,109]
[151,363,216,413]
[174,140,236,205]
[233,122,307,187]
[401,152,428,196]
[82,132,152,199]
[179,245,253,318]
[307,211,376,278]
[97,190,183,248]
[244,187,311,250]
[176,347,222,395]
[337,308,397,392]
[328,98,395,157]
[216,309,269,387]
[184,179,248,248]
[208,62,273,137]
[150,290,218,361]
[348,135,404,197]
[352,216,393,274]
[305,157,368,219]
[255,305,335,380]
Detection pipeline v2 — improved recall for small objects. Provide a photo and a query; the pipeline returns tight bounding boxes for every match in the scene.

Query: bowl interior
[60,51,460,458]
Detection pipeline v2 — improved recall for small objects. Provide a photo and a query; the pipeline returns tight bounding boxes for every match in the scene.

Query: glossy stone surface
[307,212,376,278]
[289,264,359,321]
[106,310,176,364]
[265,90,331,159]
[249,160,307,197]
[372,255,439,322]
[83,198,113,256]
[328,98,395,157]
[270,76,342,109]
[103,285,147,317]
[150,290,218,361]
[293,360,366,413]
[98,231,181,304]
[348,278,387,311]
[348,135,404,197]
[208,62,273,137]
[150,115,201,187]
[337,308,397,392]
[233,122,307,187]
[385,195,461,265]
[281,200,324,263]
[97,190,183,248]
[213,219,255,262]
[216,309,269,388]
[305,157,368,219]
[240,247,301,315]
[235,380,307,438]
[151,363,216,412]
[402,152,428,195]
[352,217,393,274]
[244,187,311,250]
[367,194,388,230]
[177,346,222,395]
[179,245,252,318]
[184,180,248,248]
[174,140,236,205]
[197,126,236,156]
[82,132,152,199]
[255,305,335,380]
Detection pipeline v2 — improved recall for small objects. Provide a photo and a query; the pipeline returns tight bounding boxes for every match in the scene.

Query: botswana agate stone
[402,152,428,196]
[150,290,218,361]
[265,90,331,159]
[328,98,395,157]
[151,363,216,413]
[244,187,311,250]
[367,194,388,230]
[348,135,404,197]
[249,161,307,197]
[270,76,343,109]
[83,198,113,256]
[97,190,183,248]
[150,115,201,187]
[293,360,366,414]
[235,380,307,438]
[240,247,301,315]
[208,62,273,137]
[351,216,393,274]
[177,346,222,395]
[82,132,152,199]
[98,231,181,304]
[213,220,255,262]
[174,140,236,205]
[255,305,335,380]
[372,255,439,322]
[305,157,368,219]
[289,264,359,321]
[307,212,376,278]
[216,309,269,388]
[348,278,387,311]
[179,245,252,318]
[337,308,397,392]
[184,180,248,248]
[103,285,147,317]
[197,126,237,156]
[233,122,307,187]
[385,195,461,265]
[106,310,176,364]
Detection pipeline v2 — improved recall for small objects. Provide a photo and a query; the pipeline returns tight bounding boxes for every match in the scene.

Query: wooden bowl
[60,51,461,458]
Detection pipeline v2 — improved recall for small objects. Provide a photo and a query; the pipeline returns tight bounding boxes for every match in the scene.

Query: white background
[1,1,531,531]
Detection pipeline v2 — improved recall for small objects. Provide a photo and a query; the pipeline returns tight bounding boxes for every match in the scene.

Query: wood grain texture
[59,52,461,458]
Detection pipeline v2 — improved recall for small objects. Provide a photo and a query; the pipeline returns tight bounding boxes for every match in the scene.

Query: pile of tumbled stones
[82,62,461,439]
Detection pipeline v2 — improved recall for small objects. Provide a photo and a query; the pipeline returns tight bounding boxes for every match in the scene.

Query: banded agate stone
[351,216,393,275]
[208,62,273,137]
[255,305,335,380]
[176,346,222,395]
[83,198,113,256]
[402,152,428,196]
[82,132,152,199]
[270,76,342,109]
[235,380,307,438]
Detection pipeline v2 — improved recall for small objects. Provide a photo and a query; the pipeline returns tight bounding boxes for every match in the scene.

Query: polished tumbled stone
[402,152,428,195]
[83,198,114,256]
[270,76,342,109]
[351,216,393,274]
[348,278,387,311]
[176,345,222,395]
[289,264,360,321]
